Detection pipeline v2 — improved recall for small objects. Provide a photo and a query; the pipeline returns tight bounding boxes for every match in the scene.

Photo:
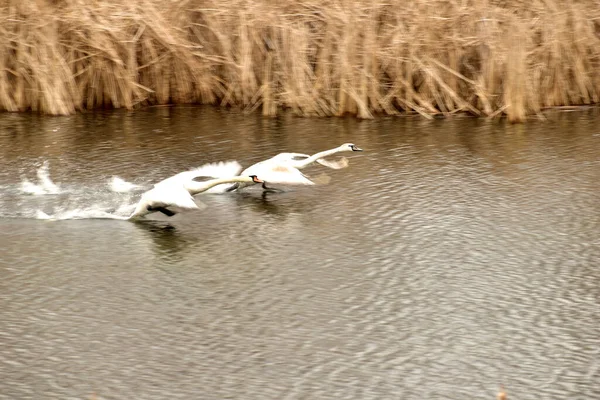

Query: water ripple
[1,108,599,399]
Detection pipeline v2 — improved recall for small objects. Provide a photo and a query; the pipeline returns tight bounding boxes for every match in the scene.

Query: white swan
[128,174,263,219]
[226,143,363,191]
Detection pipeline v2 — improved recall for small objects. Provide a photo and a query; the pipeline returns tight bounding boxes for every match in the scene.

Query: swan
[128,174,264,219]
[128,160,246,219]
[225,143,363,192]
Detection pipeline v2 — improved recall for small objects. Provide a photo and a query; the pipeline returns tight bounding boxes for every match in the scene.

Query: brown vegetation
[1,0,600,121]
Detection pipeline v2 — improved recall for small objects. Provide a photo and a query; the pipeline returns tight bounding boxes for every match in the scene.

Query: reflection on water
[0,108,599,400]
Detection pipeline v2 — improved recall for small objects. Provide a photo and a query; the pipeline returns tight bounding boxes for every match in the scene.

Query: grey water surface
[0,107,599,400]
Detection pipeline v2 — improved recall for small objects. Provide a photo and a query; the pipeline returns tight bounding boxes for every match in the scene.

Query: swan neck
[186,176,251,195]
[297,147,342,168]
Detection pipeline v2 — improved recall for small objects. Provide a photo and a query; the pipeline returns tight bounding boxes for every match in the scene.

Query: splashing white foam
[10,160,244,221]
[20,161,61,195]
[109,176,141,193]
[21,179,49,195]
[35,207,131,221]
[35,210,54,220]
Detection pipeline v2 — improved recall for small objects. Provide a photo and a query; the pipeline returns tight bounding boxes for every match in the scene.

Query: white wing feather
[155,161,243,189]
[315,157,348,169]
[242,162,315,185]
[267,152,348,170]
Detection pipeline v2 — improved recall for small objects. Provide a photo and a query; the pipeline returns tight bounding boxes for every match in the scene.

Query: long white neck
[293,147,345,169]
[185,176,253,196]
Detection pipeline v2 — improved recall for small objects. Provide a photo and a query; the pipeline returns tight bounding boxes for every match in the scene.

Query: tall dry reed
[1,0,600,121]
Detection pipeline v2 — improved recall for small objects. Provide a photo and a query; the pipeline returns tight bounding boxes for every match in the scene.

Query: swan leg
[225,183,240,192]
[148,206,177,217]
[262,182,284,193]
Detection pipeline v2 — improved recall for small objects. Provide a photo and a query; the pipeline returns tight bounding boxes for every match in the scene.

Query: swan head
[340,143,363,152]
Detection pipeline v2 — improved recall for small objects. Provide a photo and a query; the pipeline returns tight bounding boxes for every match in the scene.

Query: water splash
[5,160,245,221]
[35,208,130,221]
[21,178,49,195]
[108,176,142,193]
[20,161,60,195]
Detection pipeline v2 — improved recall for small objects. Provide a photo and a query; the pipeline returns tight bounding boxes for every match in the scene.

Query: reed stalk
[1,0,600,122]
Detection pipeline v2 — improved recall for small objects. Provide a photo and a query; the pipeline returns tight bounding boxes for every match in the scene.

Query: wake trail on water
[20,161,61,195]
[3,161,142,220]
[108,176,144,193]
[3,160,242,221]
[35,208,131,221]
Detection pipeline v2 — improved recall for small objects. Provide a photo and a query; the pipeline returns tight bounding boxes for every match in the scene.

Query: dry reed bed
[1,0,600,121]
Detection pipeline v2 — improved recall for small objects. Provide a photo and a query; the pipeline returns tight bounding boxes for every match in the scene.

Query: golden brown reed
[1,0,600,121]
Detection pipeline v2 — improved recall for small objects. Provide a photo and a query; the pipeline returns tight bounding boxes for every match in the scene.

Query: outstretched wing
[155,161,243,189]
[270,152,348,170]
[315,156,349,169]
[256,164,315,185]
[186,160,243,179]
[191,175,217,183]
[271,152,311,162]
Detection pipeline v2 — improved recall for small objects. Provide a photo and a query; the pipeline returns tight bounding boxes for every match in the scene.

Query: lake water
[0,107,599,400]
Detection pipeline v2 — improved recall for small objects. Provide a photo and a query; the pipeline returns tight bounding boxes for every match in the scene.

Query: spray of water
[20,161,61,195]
[108,176,142,193]
[5,160,243,221]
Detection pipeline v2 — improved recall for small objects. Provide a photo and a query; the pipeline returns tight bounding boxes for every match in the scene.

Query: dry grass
[1,0,600,121]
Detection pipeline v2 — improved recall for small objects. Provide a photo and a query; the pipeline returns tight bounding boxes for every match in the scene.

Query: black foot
[225,183,239,192]
[148,206,176,217]
[262,182,283,193]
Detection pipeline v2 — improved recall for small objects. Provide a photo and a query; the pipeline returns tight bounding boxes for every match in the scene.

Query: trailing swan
[224,143,363,192]
[128,172,263,219]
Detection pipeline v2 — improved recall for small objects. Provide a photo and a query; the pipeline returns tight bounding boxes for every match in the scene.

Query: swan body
[227,143,363,191]
[129,184,199,219]
[128,175,263,220]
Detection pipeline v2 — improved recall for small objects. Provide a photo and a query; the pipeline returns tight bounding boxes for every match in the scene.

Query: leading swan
[224,143,363,192]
